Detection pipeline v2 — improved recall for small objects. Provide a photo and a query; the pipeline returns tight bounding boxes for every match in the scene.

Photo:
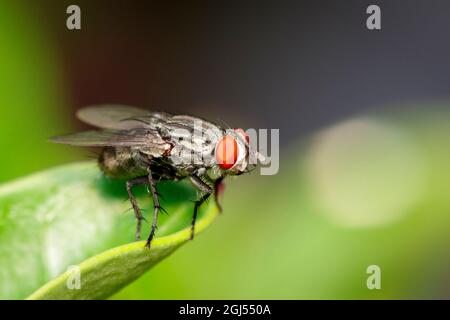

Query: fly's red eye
[215,135,238,170]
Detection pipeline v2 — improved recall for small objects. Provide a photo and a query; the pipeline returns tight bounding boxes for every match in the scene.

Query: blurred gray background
[36,0,450,145]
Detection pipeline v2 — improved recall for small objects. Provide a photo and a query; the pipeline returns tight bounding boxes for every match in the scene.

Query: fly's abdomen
[98,147,147,179]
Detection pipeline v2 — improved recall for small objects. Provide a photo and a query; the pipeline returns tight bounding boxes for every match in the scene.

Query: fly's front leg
[189,175,212,240]
[214,177,224,213]
[146,167,160,249]
[126,176,148,241]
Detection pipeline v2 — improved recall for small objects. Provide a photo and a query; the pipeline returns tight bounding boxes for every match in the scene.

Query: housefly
[50,105,258,248]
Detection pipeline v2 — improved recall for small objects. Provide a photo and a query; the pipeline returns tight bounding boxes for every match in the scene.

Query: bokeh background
[1,0,450,299]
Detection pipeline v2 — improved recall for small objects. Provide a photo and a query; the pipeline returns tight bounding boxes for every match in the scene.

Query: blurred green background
[1,1,450,299]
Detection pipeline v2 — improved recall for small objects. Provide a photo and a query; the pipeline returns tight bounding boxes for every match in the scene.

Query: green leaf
[0,162,218,299]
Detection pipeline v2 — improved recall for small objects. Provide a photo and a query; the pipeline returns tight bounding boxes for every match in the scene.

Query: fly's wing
[76,105,172,130]
[49,128,171,156]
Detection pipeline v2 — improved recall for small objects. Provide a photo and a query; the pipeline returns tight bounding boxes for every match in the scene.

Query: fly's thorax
[167,121,223,168]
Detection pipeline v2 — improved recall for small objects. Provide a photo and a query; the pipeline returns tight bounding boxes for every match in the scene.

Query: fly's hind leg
[126,176,148,241]
[146,167,161,249]
[189,175,212,240]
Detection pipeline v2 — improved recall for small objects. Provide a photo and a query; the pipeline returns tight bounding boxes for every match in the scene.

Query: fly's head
[214,128,257,177]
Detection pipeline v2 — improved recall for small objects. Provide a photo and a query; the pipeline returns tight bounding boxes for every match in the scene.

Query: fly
[50,105,257,248]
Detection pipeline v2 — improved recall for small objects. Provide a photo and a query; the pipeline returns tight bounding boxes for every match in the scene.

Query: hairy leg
[126,176,148,241]
[146,167,161,248]
[189,175,212,240]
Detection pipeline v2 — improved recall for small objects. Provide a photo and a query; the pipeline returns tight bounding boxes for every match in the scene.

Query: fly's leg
[126,176,148,241]
[214,177,224,213]
[146,167,160,249]
[189,175,212,240]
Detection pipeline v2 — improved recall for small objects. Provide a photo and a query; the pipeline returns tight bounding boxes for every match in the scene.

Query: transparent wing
[76,105,172,130]
[49,128,165,148]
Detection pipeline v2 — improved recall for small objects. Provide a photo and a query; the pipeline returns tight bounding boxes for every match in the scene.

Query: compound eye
[215,135,238,170]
